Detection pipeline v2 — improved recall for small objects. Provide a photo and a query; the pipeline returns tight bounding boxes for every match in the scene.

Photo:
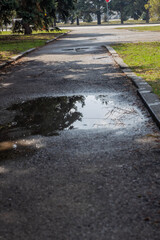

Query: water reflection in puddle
[0,95,145,138]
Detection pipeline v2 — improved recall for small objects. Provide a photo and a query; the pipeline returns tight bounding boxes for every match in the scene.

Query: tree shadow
[0,95,86,160]
[0,46,138,161]
[0,96,85,140]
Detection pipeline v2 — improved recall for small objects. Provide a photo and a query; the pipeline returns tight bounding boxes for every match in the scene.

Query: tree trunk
[54,18,56,26]
[97,11,101,25]
[71,16,74,24]
[64,18,68,24]
[120,10,124,24]
[23,23,32,34]
[146,9,150,23]
[103,13,107,23]
[76,16,79,26]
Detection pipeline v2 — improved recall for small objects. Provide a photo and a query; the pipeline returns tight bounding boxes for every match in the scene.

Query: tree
[110,0,131,24]
[75,0,93,24]
[147,0,160,20]
[56,0,76,25]
[130,0,144,20]
[56,0,75,20]
[91,0,107,25]
[15,0,57,34]
[14,0,74,34]
[131,0,150,23]
[0,0,17,30]
[75,0,107,25]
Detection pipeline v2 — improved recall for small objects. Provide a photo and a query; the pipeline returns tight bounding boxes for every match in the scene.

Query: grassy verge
[118,26,160,32]
[57,19,160,27]
[57,20,142,27]
[0,30,68,63]
[111,42,160,97]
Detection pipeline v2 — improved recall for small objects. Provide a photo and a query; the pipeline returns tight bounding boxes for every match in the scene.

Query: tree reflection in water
[1,96,85,139]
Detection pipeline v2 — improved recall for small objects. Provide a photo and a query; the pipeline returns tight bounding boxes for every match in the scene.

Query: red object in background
[106,0,111,2]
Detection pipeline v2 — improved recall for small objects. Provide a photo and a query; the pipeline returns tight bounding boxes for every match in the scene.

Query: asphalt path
[0,26,160,240]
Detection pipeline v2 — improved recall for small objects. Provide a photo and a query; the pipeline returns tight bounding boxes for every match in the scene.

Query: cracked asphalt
[0,26,160,240]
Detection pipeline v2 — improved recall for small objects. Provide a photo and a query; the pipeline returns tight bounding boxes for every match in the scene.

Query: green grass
[111,42,160,97]
[0,30,68,62]
[0,29,67,35]
[0,40,47,61]
[57,19,160,27]
[118,26,160,32]
[57,20,142,27]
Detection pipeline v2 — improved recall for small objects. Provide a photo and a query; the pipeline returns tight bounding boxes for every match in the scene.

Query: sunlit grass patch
[0,40,46,61]
[0,29,68,35]
[0,29,68,63]
[118,26,160,32]
[111,42,160,97]
[57,19,145,27]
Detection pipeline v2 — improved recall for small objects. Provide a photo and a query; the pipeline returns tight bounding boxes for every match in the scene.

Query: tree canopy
[147,0,160,20]
[0,0,155,31]
[109,0,149,24]
[72,0,151,25]
[109,0,131,24]
[0,0,75,34]
[0,0,17,28]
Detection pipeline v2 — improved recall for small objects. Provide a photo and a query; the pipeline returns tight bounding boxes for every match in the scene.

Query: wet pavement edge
[104,45,160,129]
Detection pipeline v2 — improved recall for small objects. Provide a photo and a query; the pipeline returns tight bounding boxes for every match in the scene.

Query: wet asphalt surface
[0,26,160,240]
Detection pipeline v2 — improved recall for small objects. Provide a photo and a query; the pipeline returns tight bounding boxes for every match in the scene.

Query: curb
[0,32,66,70]
[104,45,160,129]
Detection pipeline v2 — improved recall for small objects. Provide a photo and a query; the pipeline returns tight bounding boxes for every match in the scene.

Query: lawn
[57,19,146,27]
[111,42,160,97]
[57,19,160,27]
[0,29,68,63]
[118,25,160,32]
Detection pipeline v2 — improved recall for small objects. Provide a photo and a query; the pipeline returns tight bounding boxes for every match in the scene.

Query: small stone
[11,122,17,126]
[13,144,17,149]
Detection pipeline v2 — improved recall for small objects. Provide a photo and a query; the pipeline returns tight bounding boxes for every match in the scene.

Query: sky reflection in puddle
[0,95,145,139]
[73,95,144,129]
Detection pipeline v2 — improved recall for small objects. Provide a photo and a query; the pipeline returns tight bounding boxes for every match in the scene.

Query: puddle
[61,48,75,51]
[76,47,89,52]
[0,95,145,139]
[61,46,101,53]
